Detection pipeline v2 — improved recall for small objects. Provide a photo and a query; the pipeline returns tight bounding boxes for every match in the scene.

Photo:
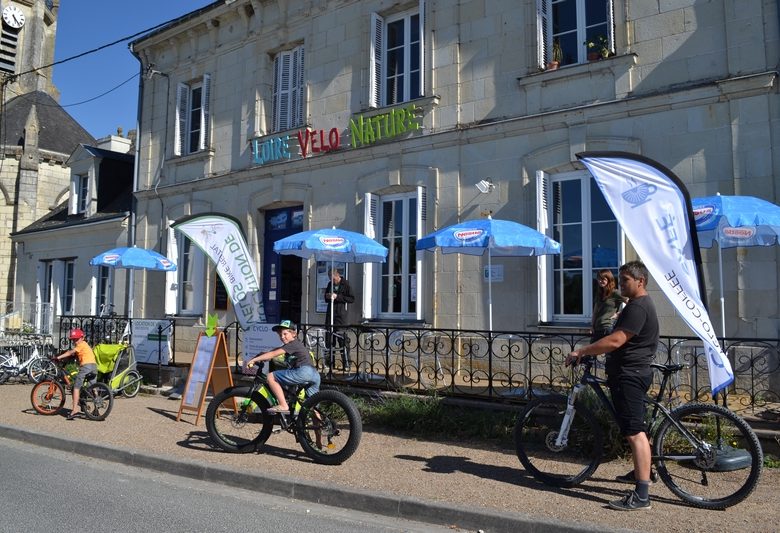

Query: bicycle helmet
[68,328,85,341]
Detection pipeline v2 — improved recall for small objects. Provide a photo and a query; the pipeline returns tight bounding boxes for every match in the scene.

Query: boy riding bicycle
[246,320,320,415]
[56,328,97,420]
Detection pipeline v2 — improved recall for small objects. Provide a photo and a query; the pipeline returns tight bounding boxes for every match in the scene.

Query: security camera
[476,178,495,194]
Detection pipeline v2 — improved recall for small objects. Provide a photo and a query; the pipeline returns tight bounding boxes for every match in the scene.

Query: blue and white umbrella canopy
[692,194,780,338]
[274,228,388,328]
[417,217,560,330]
[90,246,177,271]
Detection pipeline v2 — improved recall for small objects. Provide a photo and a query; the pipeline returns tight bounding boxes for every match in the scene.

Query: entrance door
[263,206,304,324]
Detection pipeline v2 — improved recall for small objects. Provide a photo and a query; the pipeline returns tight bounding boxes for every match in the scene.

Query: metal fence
[0,301,53,335]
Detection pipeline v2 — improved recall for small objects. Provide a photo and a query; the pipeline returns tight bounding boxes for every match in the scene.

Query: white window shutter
[536,0,551,69]
[175,83,189,156]
[165,227,179,315]
[51,260,64,317]
[200,74,211,150]
[90,272,98,316]
[292,46,305,127]
[369,12,384,108]
[418,0,426,97]
[363,192,379,319]
[536,171,554,323]
[273,51,292,131]
[607,0,615,54]
[415,185,426,320]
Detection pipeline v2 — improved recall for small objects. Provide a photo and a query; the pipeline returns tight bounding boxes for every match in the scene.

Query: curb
[0,423,606,533]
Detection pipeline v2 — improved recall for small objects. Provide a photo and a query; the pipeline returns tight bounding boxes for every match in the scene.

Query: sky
[53,1,214,139]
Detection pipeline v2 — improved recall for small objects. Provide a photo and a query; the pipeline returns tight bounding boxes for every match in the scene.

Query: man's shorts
[273,365,320,397]
[73,363,98,389]
[607,371,652,436]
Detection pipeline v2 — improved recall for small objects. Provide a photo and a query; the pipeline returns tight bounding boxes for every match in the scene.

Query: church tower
[0,0,93,308]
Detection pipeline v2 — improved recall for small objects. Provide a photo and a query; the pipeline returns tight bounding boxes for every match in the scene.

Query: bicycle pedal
[272,428,282,434]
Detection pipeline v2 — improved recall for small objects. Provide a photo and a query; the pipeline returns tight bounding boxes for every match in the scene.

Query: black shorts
[607,371,652,436]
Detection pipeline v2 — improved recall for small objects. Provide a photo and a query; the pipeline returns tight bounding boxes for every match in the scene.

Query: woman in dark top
[591,269,627,343]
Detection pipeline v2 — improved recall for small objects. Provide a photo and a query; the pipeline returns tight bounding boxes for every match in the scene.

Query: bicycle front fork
[555,384,585,448]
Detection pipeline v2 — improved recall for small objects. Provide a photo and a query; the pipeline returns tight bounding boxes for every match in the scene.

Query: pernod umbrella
[692,194,780,338]
[417,216,560,330]
[273,227,388,331]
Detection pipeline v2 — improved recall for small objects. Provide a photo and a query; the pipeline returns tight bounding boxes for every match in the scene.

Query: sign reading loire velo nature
[250,103,423,166]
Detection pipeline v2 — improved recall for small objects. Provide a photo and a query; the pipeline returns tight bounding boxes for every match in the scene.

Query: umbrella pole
[487,249,493,331]
[718,244,725,340]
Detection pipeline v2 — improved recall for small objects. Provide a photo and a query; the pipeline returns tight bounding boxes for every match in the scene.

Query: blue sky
[53,1,213,139]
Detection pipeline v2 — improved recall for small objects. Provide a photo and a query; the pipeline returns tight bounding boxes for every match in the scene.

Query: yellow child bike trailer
[93,342,143,398]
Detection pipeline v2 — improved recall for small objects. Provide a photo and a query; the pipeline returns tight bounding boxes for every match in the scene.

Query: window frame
[76,174,89,213]
[369,0,426,108]
[62,259,75,316]
[537,0,615,69]
[175,74,211,156]
[537,170,623,324]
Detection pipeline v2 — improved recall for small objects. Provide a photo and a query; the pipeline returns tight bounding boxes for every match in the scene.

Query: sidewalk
[1,382,777,533]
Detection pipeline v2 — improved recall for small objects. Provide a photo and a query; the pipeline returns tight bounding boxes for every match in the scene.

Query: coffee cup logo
[621,183,657,208]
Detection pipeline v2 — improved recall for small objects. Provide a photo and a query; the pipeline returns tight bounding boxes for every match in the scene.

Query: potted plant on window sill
[583,35,611,61]
[546,39,563,70]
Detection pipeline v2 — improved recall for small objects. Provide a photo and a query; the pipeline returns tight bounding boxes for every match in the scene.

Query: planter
[587,52,600,62]
[546,61,559,71]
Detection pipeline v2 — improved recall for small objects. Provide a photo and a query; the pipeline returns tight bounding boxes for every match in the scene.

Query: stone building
[0,0,93,327]
[128,0,779,339]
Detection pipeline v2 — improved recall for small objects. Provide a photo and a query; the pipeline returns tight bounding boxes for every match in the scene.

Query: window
[37,262,54,334]
[76,175,89,213]
[0,25,19,74]
[364,188,426,320]
[62,260,75,315]
[537,170,622,323]
[166,229,205,316]
[272,45,305,132]
[175,74,211,155]
[96,266,112,315]
[537,0,614,68]
[370,1,425,107]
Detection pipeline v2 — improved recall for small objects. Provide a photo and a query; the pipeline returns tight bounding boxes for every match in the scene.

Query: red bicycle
[30,358,113,420]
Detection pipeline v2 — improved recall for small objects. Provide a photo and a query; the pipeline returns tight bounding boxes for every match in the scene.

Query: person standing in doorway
[324,268,355,371]
[566,261,659,511]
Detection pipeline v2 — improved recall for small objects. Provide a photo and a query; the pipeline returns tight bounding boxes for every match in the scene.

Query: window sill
[166,148,215,166]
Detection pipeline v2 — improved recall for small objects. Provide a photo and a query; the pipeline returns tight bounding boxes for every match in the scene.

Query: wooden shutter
[418,0,426,97]
[536,0,551,69]
[274,51,292,131]
[369,12,384,108]
[175,82,189,156]
[200,74,211,150]
[415,185,426,320]
[363,193,380,319]
[292,46,305,127]
[607,0,615,54]
[536,171,554,323]
[165,226,179,315]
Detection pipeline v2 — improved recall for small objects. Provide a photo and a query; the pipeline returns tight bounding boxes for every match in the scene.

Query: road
[0,438,463,533]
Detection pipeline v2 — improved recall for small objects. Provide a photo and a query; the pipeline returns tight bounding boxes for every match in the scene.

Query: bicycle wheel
[297,389,362,465]
[30,380,66,415]
[205,386,274,453]
[27,358,58,384]
[514,395,603,487]
[653,402,763,510]
[0,352,12,384]
[81,382,114,421]
[120,370,142,398]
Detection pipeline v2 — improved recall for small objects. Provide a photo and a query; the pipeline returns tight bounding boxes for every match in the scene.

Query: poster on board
[131,319,172,364]
[241,323,282,375]
[316,261,347,313]
[177,330,233,425]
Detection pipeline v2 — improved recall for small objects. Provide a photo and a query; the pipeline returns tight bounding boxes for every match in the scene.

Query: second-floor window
[77,174,89,213]
[272,45,305,132]
[175,74,211,156]
[370,0,426,108]
[537,0,614,69]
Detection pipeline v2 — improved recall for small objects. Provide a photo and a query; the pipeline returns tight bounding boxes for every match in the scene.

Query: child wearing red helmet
[57,328,97,420]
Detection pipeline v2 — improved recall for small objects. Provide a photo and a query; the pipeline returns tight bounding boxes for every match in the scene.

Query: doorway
[263,206,304,324]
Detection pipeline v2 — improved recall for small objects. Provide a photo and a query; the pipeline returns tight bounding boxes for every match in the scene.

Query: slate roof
[2,90,94,154]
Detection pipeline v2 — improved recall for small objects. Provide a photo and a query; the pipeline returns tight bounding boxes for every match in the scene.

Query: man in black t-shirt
[567,261,659,511]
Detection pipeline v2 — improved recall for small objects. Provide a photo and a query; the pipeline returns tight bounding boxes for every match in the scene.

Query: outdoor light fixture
[476,178,495,194]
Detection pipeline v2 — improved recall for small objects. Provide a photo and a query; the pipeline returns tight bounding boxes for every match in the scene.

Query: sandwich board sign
[177,329,233,425]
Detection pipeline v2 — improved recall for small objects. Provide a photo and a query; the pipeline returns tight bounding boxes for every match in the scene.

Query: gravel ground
[2,381,777,532]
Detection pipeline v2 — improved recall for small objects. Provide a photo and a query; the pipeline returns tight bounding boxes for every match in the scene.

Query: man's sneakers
[615,469,659,484]
[608,490,651,511]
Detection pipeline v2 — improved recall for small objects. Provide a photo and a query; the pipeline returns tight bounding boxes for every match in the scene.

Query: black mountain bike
[205,361,362,465]
[514,357,763,510]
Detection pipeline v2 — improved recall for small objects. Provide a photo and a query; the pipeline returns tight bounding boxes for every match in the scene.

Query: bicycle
[30,357,114,421]
[205,361,362,465]
[513,357,763,510]
[0,345,58,384]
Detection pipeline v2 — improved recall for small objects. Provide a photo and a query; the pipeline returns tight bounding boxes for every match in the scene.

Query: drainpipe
[128,43,145,319]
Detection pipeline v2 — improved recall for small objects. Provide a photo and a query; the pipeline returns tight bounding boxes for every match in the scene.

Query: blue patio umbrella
[417,216,560,330]
[90,246,177,271]
[273,227,388,329]
[692,194,780,338]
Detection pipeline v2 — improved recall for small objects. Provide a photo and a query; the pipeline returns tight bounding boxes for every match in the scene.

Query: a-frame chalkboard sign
[177,330,233,425]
